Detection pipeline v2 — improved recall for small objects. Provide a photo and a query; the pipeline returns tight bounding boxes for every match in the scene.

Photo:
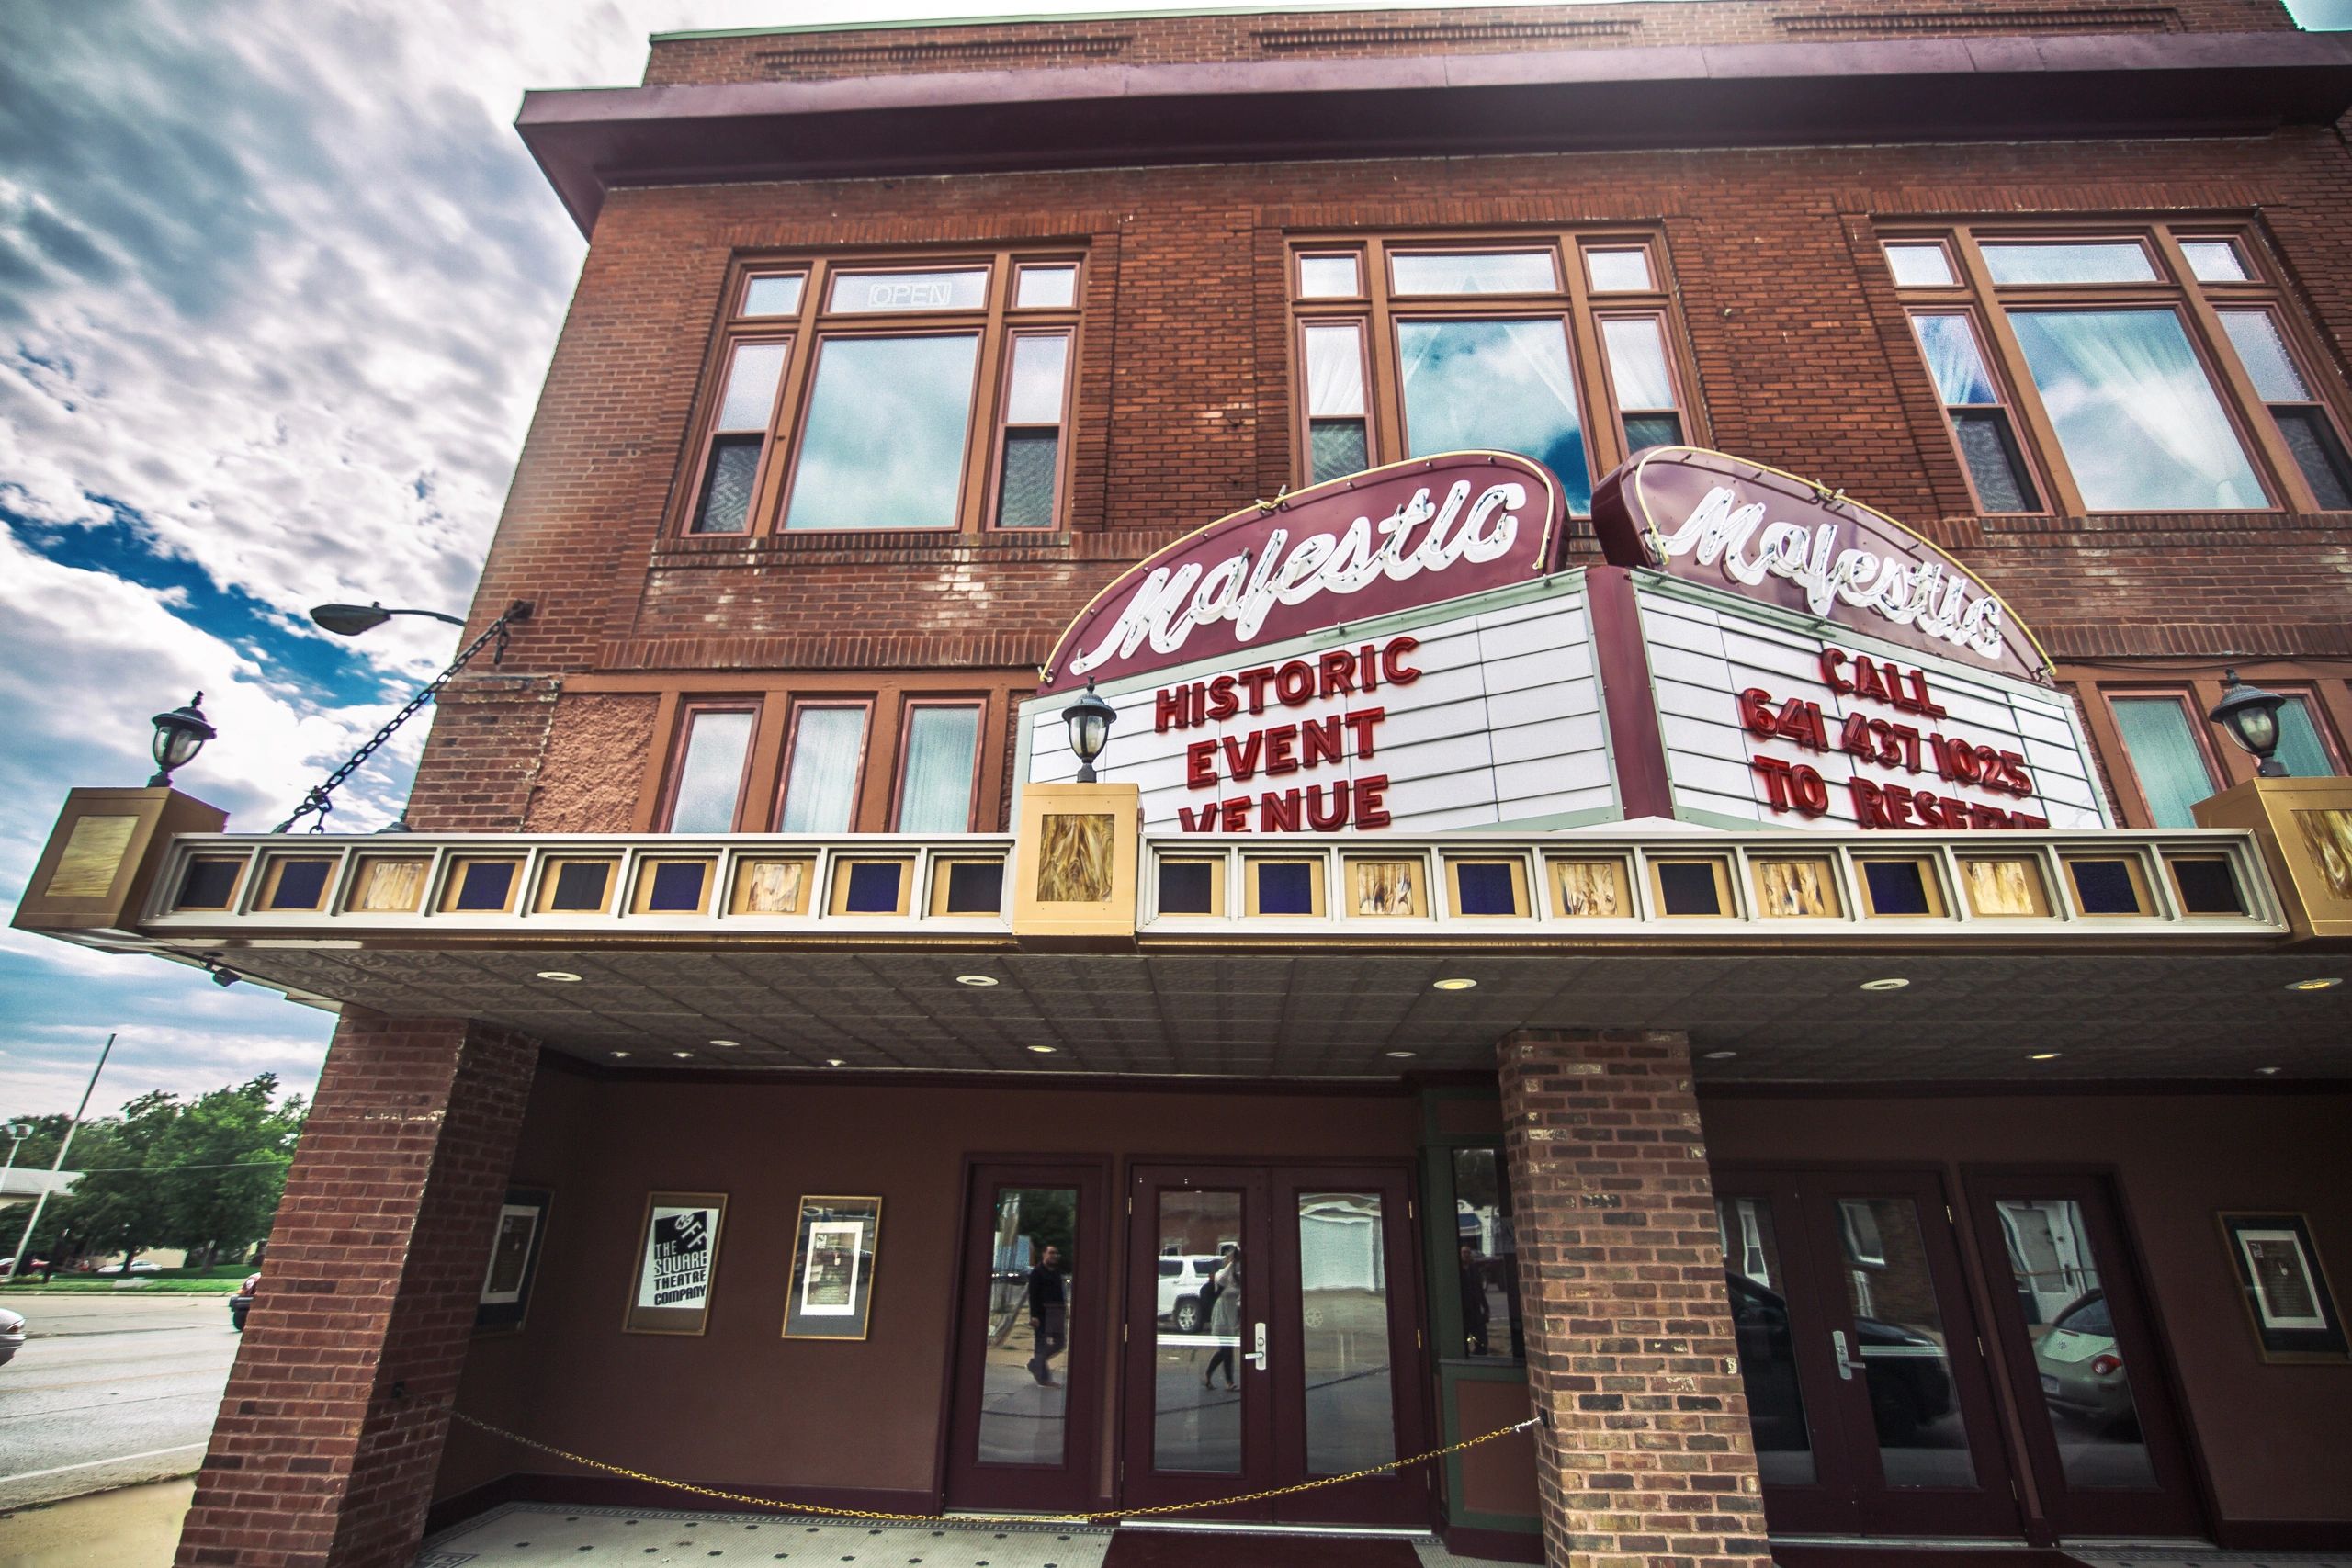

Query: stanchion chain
[434,1403,1540,1527]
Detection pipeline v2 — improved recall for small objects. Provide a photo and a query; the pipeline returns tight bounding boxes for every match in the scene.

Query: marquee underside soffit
[151,946,2351,1084]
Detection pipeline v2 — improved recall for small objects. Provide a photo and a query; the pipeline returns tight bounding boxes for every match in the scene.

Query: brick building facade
[14,4,2352,1565]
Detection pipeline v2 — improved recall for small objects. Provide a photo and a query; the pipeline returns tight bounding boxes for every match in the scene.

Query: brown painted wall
[1699,1089,2352,1527]
[434,1069,1418,1506]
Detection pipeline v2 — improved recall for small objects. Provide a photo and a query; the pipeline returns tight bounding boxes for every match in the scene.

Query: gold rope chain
[437,1404,1541,1527]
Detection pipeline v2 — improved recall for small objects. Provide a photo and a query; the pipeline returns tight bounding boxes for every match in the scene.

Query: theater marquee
[1020,448,2108,835]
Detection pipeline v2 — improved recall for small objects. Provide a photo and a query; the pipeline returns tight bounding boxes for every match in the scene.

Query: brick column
[175,1012,538,1568]
[1498,1029,1770,1568]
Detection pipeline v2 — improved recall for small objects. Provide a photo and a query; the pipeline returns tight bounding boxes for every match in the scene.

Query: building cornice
[517,29,2352,235]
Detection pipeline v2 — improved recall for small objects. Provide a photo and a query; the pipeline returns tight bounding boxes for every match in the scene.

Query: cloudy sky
[3,0,2346,1122]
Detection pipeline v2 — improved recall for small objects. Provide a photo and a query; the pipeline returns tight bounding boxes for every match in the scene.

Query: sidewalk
[0,1476,192,1566]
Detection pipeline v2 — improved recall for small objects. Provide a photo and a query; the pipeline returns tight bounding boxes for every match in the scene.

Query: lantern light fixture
[2208,670,2290,777]
[147,693,217,787]
[1062,679,1117,784]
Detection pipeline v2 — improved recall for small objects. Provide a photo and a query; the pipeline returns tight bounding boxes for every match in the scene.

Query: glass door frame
[1961,1168,2210,1540]
[1118,1159,1433,1526]
[943,1158,1112,1514]
[1714,1164,2027,1539]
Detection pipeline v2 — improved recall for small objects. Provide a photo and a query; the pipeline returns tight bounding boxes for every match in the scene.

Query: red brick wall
[175,1015,539,1568]
[643,0,2299,87]
[1500,1029,1768,1568]
[411,103,2352,830]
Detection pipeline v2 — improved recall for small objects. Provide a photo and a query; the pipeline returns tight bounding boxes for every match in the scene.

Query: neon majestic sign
[1590,447,2052,684]
[1038,452,1563,694]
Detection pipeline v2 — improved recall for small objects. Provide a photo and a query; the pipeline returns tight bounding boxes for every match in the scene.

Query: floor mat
[1102,1529,1424,1568]
[414,1503,1113,1568]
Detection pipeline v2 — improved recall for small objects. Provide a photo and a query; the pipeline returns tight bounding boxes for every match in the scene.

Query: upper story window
[1884,223,2352,516]
[1289,233,1698,514]
[2080,671,2346,829]
[681,251,1082,538]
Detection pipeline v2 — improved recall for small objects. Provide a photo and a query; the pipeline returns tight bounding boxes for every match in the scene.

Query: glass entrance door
[1715,1169,2022,1537]
[944,1162,1106,1513]
[1121,1165,1426,1525]
[1964,1173,2204,1538]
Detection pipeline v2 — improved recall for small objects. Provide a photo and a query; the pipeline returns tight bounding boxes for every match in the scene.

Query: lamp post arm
[273,600,533,834]
[385,608,468,629]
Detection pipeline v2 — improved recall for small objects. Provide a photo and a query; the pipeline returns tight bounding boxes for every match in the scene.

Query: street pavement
[0,1292,239,1510]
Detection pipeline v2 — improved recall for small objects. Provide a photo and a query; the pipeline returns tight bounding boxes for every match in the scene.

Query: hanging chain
[274,604,526,834]
[431,1400,1540,1528]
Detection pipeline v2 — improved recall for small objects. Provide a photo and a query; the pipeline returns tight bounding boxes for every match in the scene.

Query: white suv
[1155,1255,1224,1332]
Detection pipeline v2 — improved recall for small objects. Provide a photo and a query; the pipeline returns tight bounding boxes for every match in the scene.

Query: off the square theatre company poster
[627,1193,726,1334]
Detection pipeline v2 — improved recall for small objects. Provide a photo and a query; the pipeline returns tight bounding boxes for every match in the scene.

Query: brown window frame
[1883,220,2352,516]
[657,701,763,834]
[888,696,990,834]
[1902,305,2050,517]
[773,698,876,836]
[2066,664,2352,828]
[675,248,1083,540]
[1284,231,1703,510]
[984,326,1077,531]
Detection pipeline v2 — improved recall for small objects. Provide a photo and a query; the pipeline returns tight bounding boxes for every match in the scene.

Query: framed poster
[477,1186,550,1331]
[784,1195,882,1340]
[2220,1212,2349,1363]
[624,1191,728,1336]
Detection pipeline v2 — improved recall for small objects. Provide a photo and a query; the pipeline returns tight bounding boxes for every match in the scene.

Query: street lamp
[275,598,534,833]
[148,694,217,787]
[1062,679,1117,784]
[2209,670,2290,777]
[309,602,465,637]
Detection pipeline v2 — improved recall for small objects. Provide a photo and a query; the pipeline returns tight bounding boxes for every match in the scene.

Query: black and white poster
[625,1191,727,1335]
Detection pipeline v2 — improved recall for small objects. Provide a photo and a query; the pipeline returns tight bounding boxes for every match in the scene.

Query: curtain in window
[2277,698,2337,779]
[2110,697,2218,828]
[669,710,754,833]
[778,706,867,833]
[1304,323,1365,416]
[1600,318,1675,409]
[2008,310,2262,511]
[784,333,980,531]
[1913,314,1998,405]
[899,705,981,832]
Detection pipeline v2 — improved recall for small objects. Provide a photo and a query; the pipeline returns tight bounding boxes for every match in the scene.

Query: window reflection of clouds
[1397,319,1590,511]
[2009,310,2261,511]
[785,334,980,531]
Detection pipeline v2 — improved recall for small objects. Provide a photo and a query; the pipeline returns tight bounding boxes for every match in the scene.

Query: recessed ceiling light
[2288,976,2343,991]
[1385,1050,1416,1059]
[709,1039,741,1048]
[1860,977,1909,992]
[672,1051,695,1059]
[611,1051,630,1059]
[2030,1051,2062,1061]
[1432,977,1477,991]
[537,970,582,983]
[825,1058,845,1067]
[1703,1050,1737,1060]
[2257,1066,2281,1076]
[956,975,1000,987]
[1027,1044,1058,1054]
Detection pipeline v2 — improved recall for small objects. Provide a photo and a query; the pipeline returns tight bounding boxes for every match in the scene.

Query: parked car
[0,1307,24,1367]
[0,1257,50,1275]
[2032,1291,2137,1432]
[1726,1272,1955,1445]
[1156,1255,1224,1333]
[230,1273,261,1332]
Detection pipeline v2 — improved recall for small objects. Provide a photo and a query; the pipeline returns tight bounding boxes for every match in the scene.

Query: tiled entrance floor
[415,1506,1524,1568]
[2071,1553,2352,1568]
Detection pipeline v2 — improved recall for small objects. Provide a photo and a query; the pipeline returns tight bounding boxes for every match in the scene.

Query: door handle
[1246,1321,1268,1371]
[1831,1328,1855,1381]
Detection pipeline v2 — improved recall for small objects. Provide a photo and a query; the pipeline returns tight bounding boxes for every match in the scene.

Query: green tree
[53,1093,177,1274]
[155,1076,302,1266]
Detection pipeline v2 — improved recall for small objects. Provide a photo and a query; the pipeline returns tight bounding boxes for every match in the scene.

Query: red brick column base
[1499,1029,1770,1568]
[175,1013,537,1568]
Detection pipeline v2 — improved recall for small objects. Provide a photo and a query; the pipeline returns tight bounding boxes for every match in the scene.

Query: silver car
[0,1307,25,1367]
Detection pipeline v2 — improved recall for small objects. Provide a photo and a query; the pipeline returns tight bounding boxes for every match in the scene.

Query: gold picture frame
[783,1195,883,1341]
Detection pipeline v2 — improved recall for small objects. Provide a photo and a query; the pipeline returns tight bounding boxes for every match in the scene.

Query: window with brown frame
[2071,668,2348,828]
[1288,233,1699,513]
[679,251,1081,537]
[1884,223,2352,515]
[628,680,1012,836]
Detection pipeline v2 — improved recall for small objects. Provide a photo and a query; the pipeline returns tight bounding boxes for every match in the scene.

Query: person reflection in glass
[1025,1243,1067,1386]
[1460,1244,1492,1356]
[1202,1246,1242,1390]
